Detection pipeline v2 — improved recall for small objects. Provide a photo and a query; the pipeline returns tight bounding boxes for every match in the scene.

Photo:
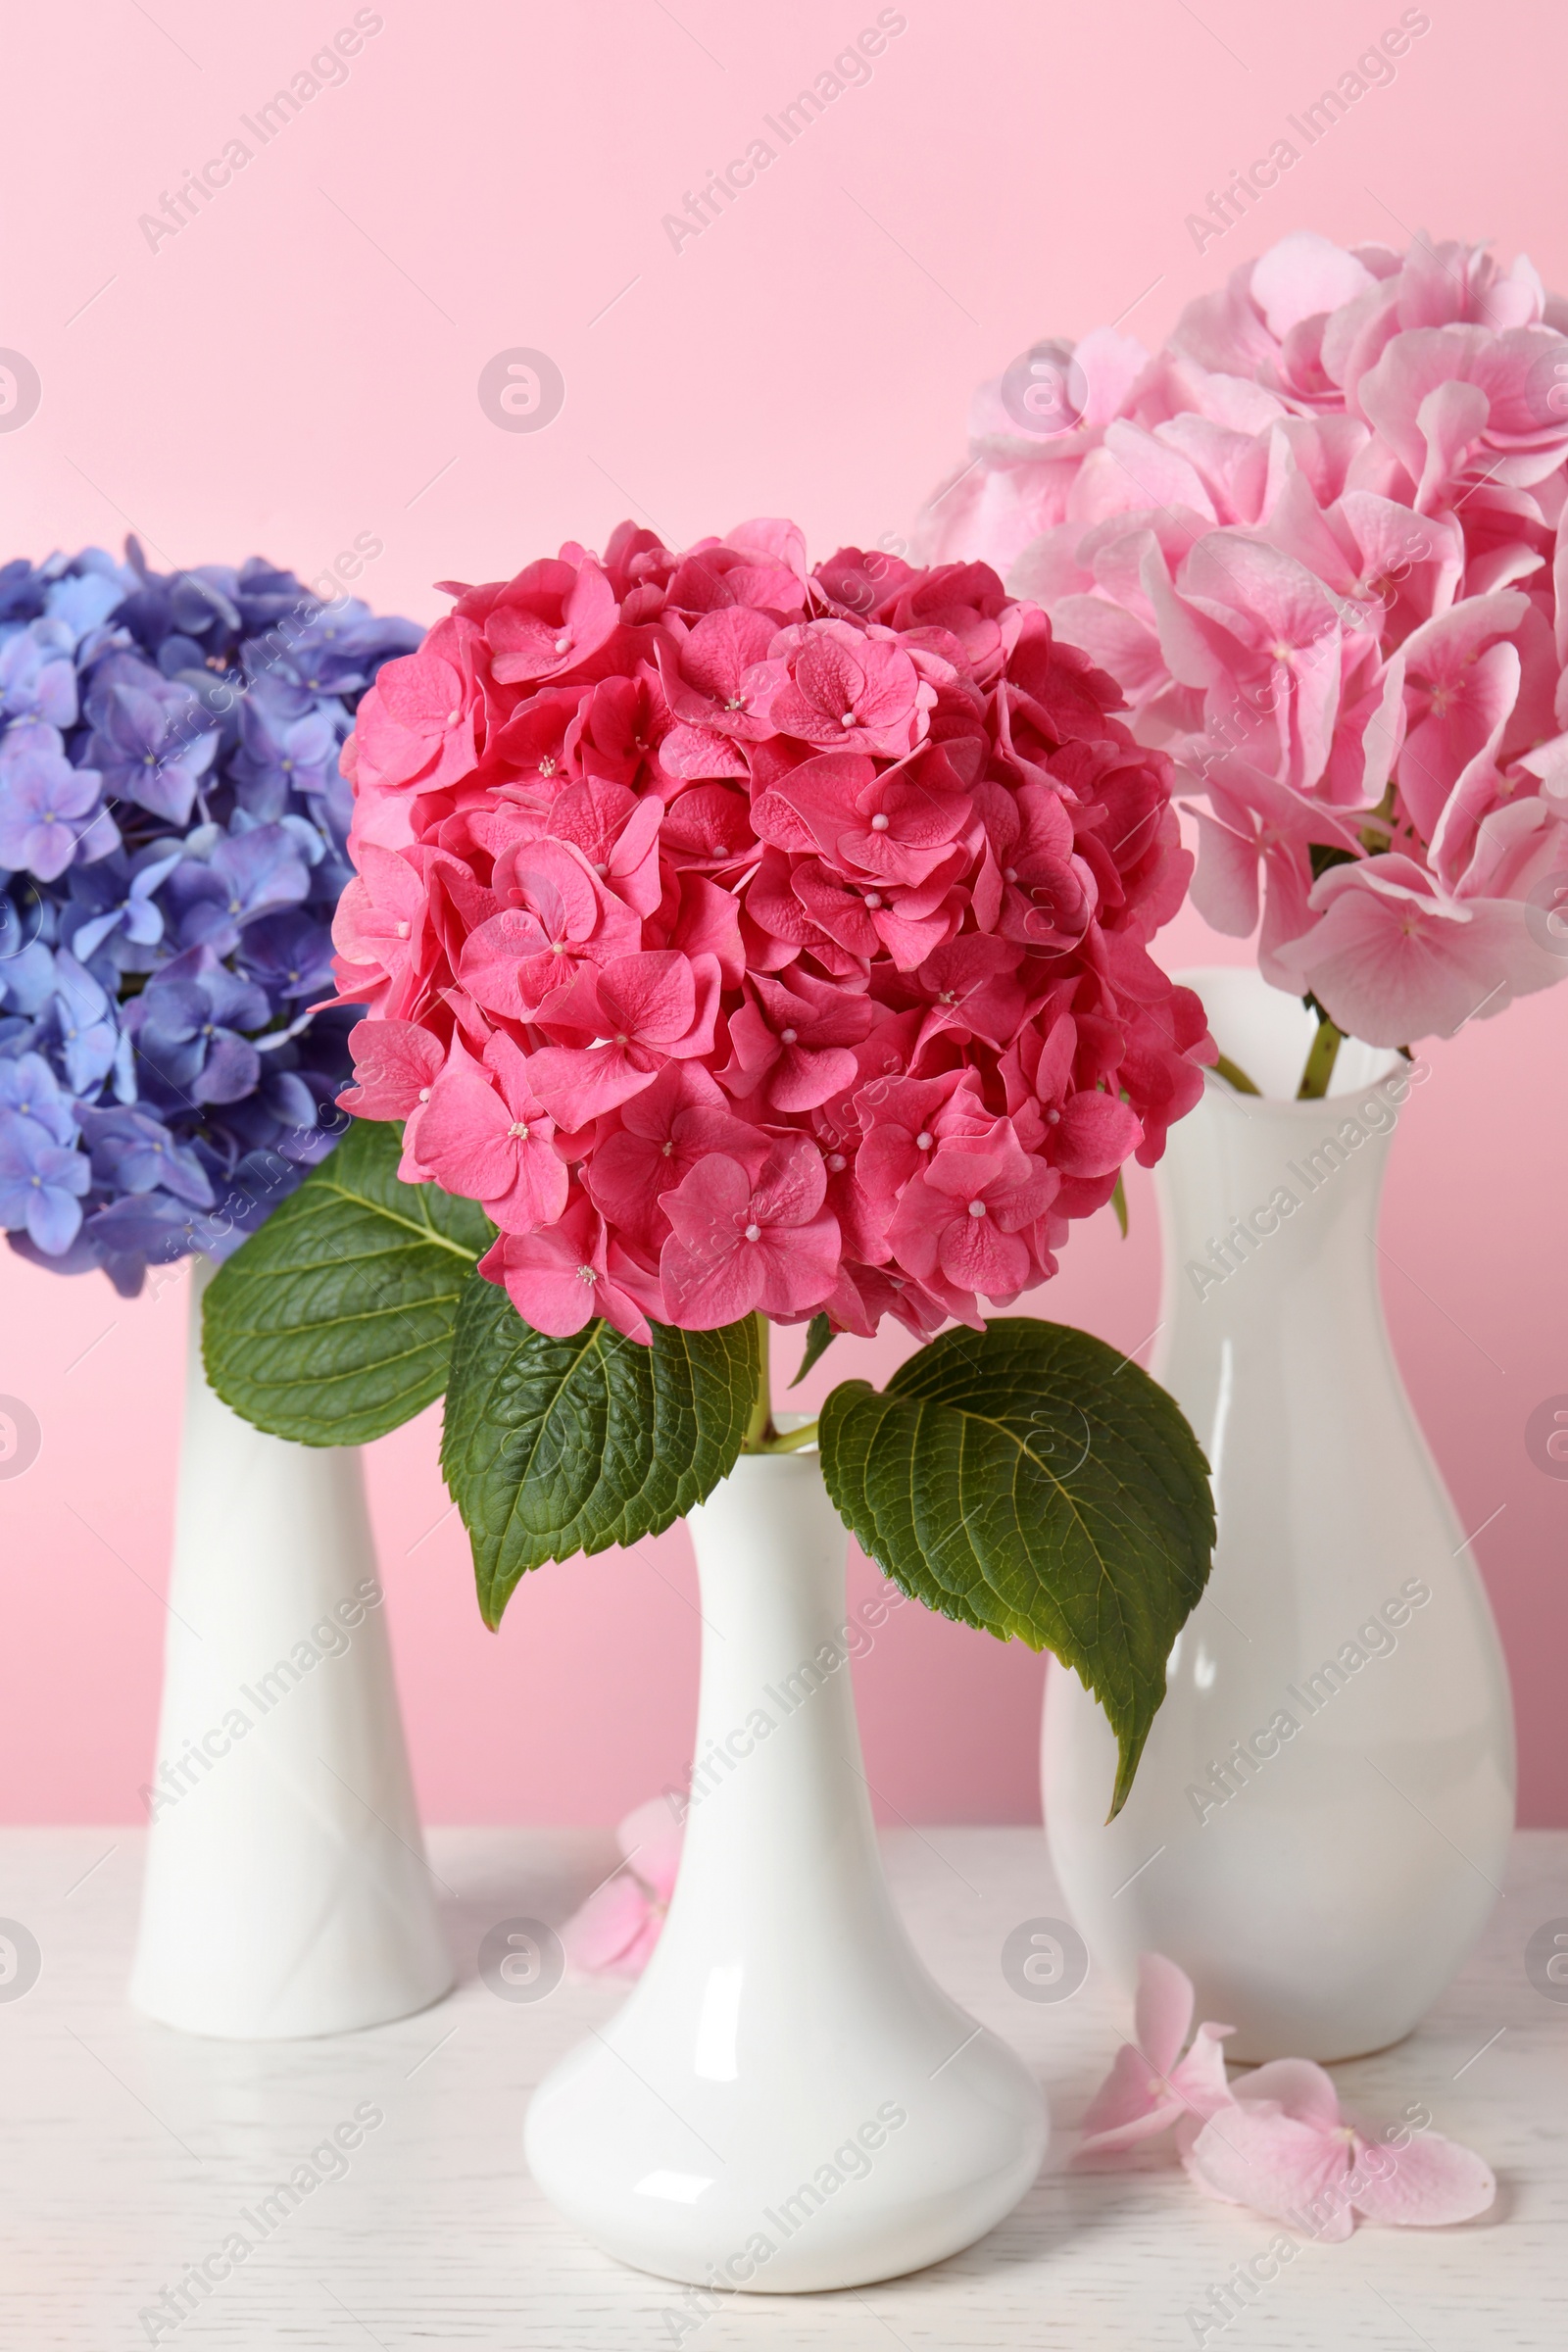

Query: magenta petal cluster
[1076,1954,1495,2239]
[919,230,1568,1047]
[332,519,1212,1341]
[559,1797,683,1977]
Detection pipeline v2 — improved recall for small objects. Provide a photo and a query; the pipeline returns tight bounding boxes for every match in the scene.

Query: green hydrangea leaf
[202,1119,493,1446]
[818,1317,1214,1817]
[440,1279,760,1628]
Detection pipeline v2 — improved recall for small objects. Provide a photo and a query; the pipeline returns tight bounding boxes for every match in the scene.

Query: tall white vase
[526,1451,1046,2292]
[1043,968,1515,2062]
[128,1261,453,2039]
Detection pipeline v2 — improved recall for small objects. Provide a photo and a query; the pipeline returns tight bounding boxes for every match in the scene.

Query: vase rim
[1198,1058,1412,1118]
[1178,964,1407,1103]
[719,1443,822,1471]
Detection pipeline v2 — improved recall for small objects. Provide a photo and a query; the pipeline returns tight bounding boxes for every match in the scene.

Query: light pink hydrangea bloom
[918,231,1568,1046]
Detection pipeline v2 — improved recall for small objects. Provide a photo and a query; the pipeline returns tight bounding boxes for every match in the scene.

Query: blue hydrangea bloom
[0,721,105,881]
[0,1107,91,1252]
[0,541,420,1294]
[0,619,80,728]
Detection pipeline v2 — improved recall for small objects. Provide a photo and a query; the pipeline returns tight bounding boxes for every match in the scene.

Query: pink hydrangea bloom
[918,230,1568,1047]
[415,1033,567,1234]
[331,520,1212,1341]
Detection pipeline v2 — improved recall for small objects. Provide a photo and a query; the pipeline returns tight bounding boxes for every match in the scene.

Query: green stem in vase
[1297,1013,1345,1102]
[740,1311,820,1453]
[1212,1053,1260,1097]
[761,1418,822,1453]
[741,1310,775,1450]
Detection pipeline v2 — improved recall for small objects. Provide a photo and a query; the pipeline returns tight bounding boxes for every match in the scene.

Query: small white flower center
[826,1153,846,1173]
[418,1088,431,1102]
[396,920,411,938]
[840,710,857,727]
[864,892,883,909]
[779,1027,798,1044]
[870,812,890,831]
[576,1263,598,1284]
[915,1131,933,1151]
[509,1120,530,1139]
[1003,866,1018,883]
[744,1222,761,1242]
[555,635,571,654]
[968,1200,987,1217]
[446,708,461,725]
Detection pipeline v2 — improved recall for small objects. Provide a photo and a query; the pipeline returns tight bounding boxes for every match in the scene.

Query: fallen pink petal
[560,1797,686,1978]
[1078,1955,1496,2238]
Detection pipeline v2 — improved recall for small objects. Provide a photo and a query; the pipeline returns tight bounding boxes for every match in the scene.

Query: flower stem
[1297,1013,1344,1101]
[739,1312,820,1453]
[761,1418,821,1452]
[1212,1052,1260,1097]
[741,1310,775,1450]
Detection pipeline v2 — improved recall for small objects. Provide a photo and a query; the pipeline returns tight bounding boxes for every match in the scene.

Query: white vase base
[526,2016,1045,2292]
[525,1453,1045,2291]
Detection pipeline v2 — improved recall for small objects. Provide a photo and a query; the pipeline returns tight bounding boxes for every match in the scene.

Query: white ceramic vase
[1043,968,1515,2061]
[128,1261,453,2038]
[525,1450,1046,2292]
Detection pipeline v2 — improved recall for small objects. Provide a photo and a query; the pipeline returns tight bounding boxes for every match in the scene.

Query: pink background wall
[2,0,1564,1828]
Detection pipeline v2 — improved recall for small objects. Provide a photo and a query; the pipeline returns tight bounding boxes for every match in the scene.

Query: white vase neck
[678,1456,869,1837]
[1153,1064,1417,1355]
[1180,964,1403,1101]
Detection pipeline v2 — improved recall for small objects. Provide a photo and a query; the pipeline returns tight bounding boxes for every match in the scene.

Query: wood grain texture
[1,1827,1563,2348]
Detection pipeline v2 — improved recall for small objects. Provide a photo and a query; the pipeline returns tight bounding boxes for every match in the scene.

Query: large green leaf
[441,1279,759,1628]
[818,1318,1214,1817]
[202,1120,493,1446]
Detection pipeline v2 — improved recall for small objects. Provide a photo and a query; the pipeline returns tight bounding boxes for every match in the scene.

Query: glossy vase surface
[1043,968,1515,2061]
[526,1450,1047,2291]
[128,1262,453,2038]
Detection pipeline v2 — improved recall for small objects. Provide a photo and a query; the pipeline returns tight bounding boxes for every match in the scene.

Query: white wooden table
[2,1827,1564,2348]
